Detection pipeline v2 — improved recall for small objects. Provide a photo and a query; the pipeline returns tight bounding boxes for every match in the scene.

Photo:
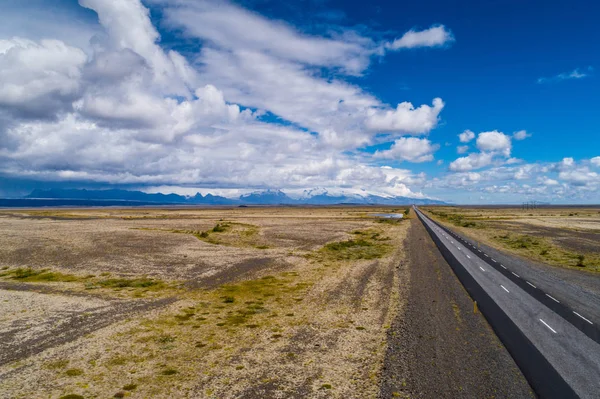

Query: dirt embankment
[380,217,533,398]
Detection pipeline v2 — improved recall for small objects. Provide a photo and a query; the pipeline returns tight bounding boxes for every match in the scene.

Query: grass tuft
[320,237,391,260]
[161,368,178,376]
[123,384,137,391]
[3,268,79,282]
[65,368,83,377]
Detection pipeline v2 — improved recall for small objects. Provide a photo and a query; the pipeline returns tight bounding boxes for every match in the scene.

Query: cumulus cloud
[433,157,600,204]
[458,129,475,143]
[476,130,512,156]
[561,157,575,168]
[447,130,516,172]
[0,38,87,119]
[539,177,559,186]
[365,98,444,135]
[374,137,439,162]
[448,152,494,172]
[457,145,469,154]
[591,156,600,167]
[512,130,531,140]
[385,25,454,50]
[558,168,599,186]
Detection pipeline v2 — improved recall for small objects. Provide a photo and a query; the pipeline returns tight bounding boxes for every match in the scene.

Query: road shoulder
[380,217,533,398]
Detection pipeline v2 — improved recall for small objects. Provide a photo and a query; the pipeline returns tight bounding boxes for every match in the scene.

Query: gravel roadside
[380,217,533,398]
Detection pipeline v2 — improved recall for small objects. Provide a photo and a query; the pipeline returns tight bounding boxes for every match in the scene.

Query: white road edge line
[546,294,560,303]
[501,285,509,293]
[526,281,536,289]
[573,311,593,325]
[540,319,557,334]
[511,272,520,278]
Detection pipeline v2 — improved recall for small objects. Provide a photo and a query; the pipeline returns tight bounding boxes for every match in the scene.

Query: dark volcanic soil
[380,217,534,398]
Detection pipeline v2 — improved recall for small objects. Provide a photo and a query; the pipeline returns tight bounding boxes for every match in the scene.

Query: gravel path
[380,217,533,398]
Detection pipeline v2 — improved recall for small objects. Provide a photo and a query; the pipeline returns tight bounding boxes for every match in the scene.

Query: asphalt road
[415,207,600,399]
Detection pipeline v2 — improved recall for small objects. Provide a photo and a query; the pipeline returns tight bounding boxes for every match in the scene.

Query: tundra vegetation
[0,207,409,398]
[423,206,600,272]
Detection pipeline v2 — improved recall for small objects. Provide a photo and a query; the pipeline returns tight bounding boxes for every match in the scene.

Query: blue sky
[0,0,598,203]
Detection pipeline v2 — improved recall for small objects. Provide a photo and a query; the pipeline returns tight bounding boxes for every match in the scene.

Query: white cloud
[513,130,531,140]
[448,152,494,172]
[458,129,475,143]
[0,38,87,118]
[158,0,373,76]
[561,157,575,168]
[558,168,599,186]
[431,157,600,203]
[476,130,512,156]
[0,0,447,200]
[457,145,469,154]
[80,0,196,94]
[537,67,593,84]
[539,177,559,186]
[385,25,454,50]
[365,98,444,135]
[374,137,439,162]
[506,157,523,165]
[591,156,600,167]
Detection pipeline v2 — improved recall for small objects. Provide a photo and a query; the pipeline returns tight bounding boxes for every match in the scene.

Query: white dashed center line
[526,281,536,289]
[511,272,520,278]
[491,259,497,262]
[501,285,509,293]
[500,264,507,269]
[466,255,471,259]
[479,266,485,272]
[484,254,489,257]
[540,319,557,334]
[546,294,560,303]
[457,247,461,250]
[573,312,593,325]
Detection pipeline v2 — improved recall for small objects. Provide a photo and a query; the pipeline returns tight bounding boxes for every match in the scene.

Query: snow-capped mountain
[24,188,446,206]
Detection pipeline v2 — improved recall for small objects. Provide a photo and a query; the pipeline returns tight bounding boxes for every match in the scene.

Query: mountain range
[24,188,446,206]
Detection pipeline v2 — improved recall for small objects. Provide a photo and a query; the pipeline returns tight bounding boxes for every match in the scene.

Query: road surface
[415,207,600,399]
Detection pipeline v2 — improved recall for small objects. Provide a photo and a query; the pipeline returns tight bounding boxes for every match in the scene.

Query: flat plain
[422,206,600,273]
[0,206,409,398]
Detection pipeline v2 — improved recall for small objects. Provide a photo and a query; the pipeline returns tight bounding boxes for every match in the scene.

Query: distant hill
[26,188,235,205]
[24,188,446,206]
